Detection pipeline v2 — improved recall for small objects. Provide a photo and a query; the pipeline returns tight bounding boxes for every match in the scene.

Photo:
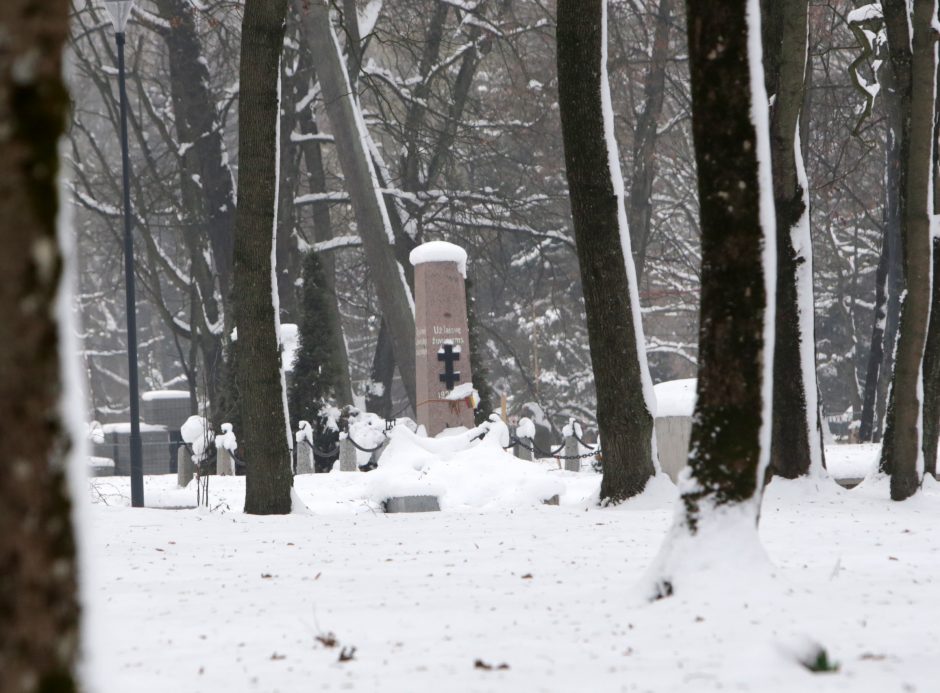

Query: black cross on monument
[438,343,461,390]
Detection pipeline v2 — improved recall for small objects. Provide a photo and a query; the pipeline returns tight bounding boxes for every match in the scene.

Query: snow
[747,0,778,496]
[825,443,879,481]
[180,415,213,462]
[84,470,940,692]
[280,322,299,372]
[141,389,189,401]
[100,422,168,434]
[792,122,825,475]
[408,240,468,278]
[444,381,475,401]
[847,3,883,24]
[87,456,115,469]
[516,416,536,440]
[653,377,696,417]
[215,422,237,452]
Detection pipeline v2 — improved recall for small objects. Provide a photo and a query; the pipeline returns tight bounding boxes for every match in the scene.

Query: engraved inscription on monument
[410,242,475,436]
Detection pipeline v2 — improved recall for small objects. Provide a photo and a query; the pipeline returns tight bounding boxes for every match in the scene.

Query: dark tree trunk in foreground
[680,0,774,525]
[923,231,940,478]
[878,0,936,500]
[296,0,417,409]
[557,0,656,503]
[919,62,940,479]
[0,1,80,689]
[234,0,294,515]
[643,0,775,600]
[763,0,824,478]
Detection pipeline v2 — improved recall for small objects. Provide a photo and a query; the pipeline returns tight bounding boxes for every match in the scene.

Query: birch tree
[644,0,776,595]
[762,0,825,478]
[877,0,937,500]
[0,0,81,687]
[557,0,658,502]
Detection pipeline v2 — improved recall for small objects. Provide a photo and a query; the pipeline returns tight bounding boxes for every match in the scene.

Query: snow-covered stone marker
[562,419,581,472]
[383,495,441,513]
[295,421,315,474]
[515,416,536,461]
[215,423,237,476]
[338,437,358,472]
[176,446,194,488]
[652,378,695,481]
[410,241,475,437]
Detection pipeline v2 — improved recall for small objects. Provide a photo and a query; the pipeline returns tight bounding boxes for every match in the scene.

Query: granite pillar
[410,241,475,436]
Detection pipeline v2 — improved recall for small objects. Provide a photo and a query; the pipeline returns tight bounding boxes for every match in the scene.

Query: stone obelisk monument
[410,241,475,436]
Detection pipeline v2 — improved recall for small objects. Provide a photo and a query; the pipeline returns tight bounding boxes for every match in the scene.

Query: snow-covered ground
[84,447,939,692]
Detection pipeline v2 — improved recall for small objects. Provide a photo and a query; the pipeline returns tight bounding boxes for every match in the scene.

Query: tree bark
[627,0,673,284]
[763,0,824,478]
[860,61,904,442]
[557,0,656,502]
[366,319,396,418]
[234,0,294,515]
[681,0,775,522]
[0,1,80,689]
[295,0,417,409]
[878,0,936,500]
[154,0,237,305]
[294,50,354,406]
[922,62,940,477]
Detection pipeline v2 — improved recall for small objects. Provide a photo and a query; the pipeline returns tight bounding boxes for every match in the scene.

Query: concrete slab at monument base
[384,496,441,513]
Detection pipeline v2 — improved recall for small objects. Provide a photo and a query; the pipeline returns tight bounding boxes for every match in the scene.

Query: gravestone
[410,241,475,437]
[177,446,194,487]
[339,438,358,472]
[217,448,235,476]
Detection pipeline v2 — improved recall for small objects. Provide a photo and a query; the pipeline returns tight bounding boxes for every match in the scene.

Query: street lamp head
[103,0,135,33]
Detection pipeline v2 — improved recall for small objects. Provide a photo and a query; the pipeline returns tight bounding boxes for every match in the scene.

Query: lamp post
[104,0,144,508]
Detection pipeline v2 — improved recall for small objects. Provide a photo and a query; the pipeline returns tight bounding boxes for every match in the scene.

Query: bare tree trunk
[627,0,673,284]
[294,50,354,406]
[644,0,776,598]
[0,1,80,688]
[366,320,396,418]
[154,0,237,305]
[861,66,904,442]
[763,0,824,478]
[919,42,940,478]
[557,0,656,502]
[295,0,417,409]
[234,0,294,515]
[878,0,936,500]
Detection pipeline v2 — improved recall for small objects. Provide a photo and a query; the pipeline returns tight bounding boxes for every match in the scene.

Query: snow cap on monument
[409,241,468,278]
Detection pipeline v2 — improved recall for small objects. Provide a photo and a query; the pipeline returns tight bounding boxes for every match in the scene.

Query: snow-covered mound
[364,420,564,510]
